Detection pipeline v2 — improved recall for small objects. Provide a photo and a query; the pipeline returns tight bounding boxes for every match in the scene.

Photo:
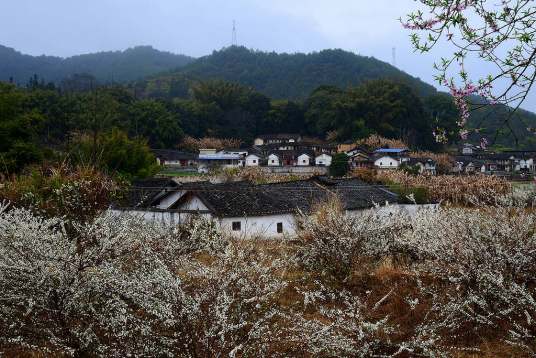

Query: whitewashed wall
[347,203,440,218]
[374,156,399,169]
[268,154,280,166]
[177,196,209,211]
[219,214,297,239]
[245,155,261,167]
[297,154,311,166]
[109,209,213,226]
[315,154,332,166]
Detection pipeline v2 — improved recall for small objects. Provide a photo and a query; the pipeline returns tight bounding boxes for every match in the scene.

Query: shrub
[0,164,121,223]
[0,206,185,356]
[296,198,409,280]
[375,171,511,206]
[70,129,159,180]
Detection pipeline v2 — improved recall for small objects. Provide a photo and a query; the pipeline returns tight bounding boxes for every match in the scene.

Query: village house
[267,153,281,166]
[454,150,536,177]
[407,158,437,175]
[197,148,244,173]
[374,155,400,170]
[453,157,485,174]
[460,143,483,156]
[152,149,198,168]
[297,153,312,166]
[113,177,411,238]
[245,153,261,167]
[372,148,410,170]
[345,146,373,169]
[315,153,332,167]
[253,134,302,146]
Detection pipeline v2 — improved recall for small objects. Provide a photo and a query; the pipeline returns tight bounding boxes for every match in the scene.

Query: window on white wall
[277,222,283,233]
[232,222,241,231]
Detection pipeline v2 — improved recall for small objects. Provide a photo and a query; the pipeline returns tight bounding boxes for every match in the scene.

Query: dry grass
[355,134,409,150]
[178,136,243,152]
[369,170,512,206]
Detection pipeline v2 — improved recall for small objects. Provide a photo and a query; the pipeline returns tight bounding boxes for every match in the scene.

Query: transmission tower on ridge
[392,47,397,67]
[232,20,238,46]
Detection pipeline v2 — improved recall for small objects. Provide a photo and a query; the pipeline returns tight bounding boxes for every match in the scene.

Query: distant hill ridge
[0,45,194,84]
[3,44,536,149]
[143,46,438,100]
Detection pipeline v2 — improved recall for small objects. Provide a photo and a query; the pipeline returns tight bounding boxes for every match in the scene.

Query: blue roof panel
[374,148,408,153]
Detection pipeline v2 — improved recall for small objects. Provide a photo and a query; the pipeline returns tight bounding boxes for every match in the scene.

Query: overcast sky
[1,0,535,111]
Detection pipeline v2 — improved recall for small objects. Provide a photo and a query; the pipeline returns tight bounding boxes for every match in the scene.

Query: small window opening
[232,222,241,231]
[277,222,283,234]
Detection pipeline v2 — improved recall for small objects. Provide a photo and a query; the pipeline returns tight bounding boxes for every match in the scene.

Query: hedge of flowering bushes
[1,193,536,356]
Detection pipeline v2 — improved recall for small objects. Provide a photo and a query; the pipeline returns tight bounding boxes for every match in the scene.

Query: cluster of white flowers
[297,199,536,355]
[1,196,536,356]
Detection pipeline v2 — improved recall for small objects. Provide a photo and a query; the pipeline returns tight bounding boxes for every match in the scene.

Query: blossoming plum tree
[404,0,536,145]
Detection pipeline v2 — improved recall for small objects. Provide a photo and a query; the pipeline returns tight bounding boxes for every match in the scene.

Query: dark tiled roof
[268,149,316,158]
[169,177,399,218]
[170,181,297,217]
[126,178,179,208]
[408,158,436,166]
[478,153,515,161]
[312,177,399,210]
[152,149,198,161]
[257,133,301,140]
[454,156,485,166]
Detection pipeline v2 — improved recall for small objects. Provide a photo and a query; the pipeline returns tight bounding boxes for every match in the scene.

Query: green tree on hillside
[71,129,158,180]
[128,100,183,148]
[329,153,350,177]
[0,83,45,173]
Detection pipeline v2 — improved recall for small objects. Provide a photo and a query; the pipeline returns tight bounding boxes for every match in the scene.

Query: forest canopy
[0,76,467,176]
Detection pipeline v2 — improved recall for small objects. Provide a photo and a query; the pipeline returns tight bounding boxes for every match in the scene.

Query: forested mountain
[140,46,437,99]
[137,46,536,150]
[0,45,194,84]
[2,44,536,150]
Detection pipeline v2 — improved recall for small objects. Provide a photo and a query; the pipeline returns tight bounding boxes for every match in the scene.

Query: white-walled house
[267,154,281,166]
[198,153,244,173]
[152,150,198,168]
[253,134,301,146]
[408,158,437,175]
[374,155,400,170]
[218,149,249,157]
[297,153,311,166]
[245,154,261,167]
[114,177,409,239]
[315,154,332,167]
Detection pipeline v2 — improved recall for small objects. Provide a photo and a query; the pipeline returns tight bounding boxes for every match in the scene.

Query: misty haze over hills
[1,44,434,97]
[0,45,194,84]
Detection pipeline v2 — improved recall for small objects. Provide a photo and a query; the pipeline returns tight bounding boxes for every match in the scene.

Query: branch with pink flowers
[403,0,536,144]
